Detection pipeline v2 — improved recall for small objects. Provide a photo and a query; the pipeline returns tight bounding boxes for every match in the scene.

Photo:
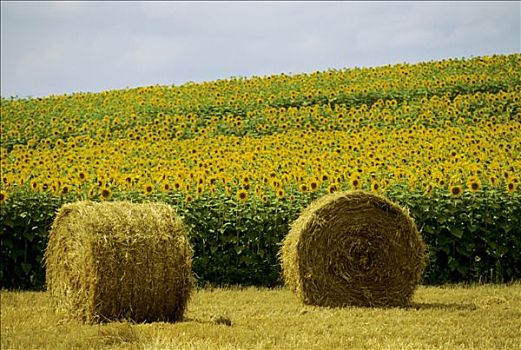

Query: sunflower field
[1,53,520,289]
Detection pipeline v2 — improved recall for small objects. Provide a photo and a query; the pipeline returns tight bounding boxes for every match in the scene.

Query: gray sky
[1,1,520,98]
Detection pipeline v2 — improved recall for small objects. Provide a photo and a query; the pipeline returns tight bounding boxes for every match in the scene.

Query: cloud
[1,1,519,98]
[1,1,88,21]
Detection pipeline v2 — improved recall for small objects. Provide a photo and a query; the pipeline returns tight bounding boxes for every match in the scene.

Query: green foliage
[0,189,66,289]
[1,186,520,290]
[388,186,521,284]
[176,193,305,286]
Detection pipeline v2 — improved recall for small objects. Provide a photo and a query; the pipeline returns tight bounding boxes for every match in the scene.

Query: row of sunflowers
[1,54,520,204]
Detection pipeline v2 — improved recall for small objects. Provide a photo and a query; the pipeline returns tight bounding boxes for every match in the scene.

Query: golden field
[1,54,520,202]
[2,284,521,350]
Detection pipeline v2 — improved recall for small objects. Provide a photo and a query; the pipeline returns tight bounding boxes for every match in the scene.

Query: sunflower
[370,181,380,193]
[162,181,171,192]
[78,171,87,182]
[143,183,154,195]
[236,189,248,203]
[449,185,463,198]
[99,187,112,200]
[271,179,282,188]
[328,184,338,194]
[88,185,97,198]
[489,175,499,188]
[276,189,285,199]
[350,178,361,190]
[55,139,64,147]
[466,176,481,193]
[299,184,309,193]
[425,183,435,195]
[507,181,518,194]
[61,185,70,195]
[0,190,8,202]
[185,194,194,203]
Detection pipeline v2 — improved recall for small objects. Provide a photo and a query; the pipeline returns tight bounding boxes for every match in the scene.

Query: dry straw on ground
[280,190,427,308]
[44,200,193,323]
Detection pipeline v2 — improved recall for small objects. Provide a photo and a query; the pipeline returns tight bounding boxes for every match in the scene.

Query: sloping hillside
[1,54,520,288]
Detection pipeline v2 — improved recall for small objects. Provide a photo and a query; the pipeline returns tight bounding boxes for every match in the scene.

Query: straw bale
[279,191,427,307]
[44,200,193,323]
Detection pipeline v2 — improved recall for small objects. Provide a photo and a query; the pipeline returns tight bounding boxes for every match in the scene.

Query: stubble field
[2,284,521,350]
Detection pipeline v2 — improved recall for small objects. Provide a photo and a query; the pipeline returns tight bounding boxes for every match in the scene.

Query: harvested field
[2,284,521,349]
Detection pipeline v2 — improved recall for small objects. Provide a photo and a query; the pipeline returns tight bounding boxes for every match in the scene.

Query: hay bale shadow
[409,302,478,311]
[184,316,233,326]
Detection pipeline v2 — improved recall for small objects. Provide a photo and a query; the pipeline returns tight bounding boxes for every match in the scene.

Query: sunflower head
[466,176,481,193]
[61,185,70,195]
[100,188,112,200]
[449,185,463,198]
[328,184,338,194]
[350,178,361,190]
[144,183,154,195]
[236,189,248,203]
[507,181,518,194]
[425,183,435,195]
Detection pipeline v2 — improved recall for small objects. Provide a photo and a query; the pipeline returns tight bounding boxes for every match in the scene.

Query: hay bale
[44,200,193,323]
[279,191,427,307]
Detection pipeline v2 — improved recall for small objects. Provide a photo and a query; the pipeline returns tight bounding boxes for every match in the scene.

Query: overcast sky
[1,1,519,98]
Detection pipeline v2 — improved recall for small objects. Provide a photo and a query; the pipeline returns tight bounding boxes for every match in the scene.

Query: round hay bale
[44,200,193,323]
[279,190,427,307]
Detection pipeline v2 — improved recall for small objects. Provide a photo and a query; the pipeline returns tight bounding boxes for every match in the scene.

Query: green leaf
[21,263,32,274]
[448,257,459,271]
[23,232,34,241]
[449,227,463,239]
